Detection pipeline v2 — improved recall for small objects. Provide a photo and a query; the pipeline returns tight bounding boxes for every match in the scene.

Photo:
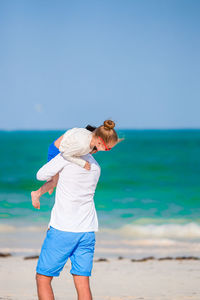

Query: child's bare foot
[48,188,54,195]
[31,191,41,209]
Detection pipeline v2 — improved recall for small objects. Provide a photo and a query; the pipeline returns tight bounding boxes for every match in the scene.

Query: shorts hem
[70,270,91,276]
[36,269,60,277]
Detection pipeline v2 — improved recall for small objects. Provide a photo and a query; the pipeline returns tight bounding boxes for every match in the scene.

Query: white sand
[0,256,200,300]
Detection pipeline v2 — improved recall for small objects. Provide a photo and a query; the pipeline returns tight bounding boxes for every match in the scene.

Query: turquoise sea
[0,129,200,257]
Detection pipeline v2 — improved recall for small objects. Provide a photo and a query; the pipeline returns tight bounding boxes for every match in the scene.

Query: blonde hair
[93,120,118,144]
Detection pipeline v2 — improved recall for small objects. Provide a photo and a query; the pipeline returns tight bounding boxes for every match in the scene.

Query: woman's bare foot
[48,188,54,195]
[31,191,41,209]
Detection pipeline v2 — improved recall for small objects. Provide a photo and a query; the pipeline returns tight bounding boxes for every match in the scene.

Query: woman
[34,121,120,300]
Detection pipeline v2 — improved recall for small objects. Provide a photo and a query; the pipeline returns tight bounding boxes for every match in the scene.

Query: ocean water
[0,129,200,257]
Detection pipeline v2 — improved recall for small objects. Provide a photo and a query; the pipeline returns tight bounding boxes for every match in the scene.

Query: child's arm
[54,134,87,168]
[59,136,89,169]
[61,150,88,168]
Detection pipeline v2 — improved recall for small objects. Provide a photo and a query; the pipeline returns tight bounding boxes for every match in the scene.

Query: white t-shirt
[59,128,93,168]
[36,153,101,232]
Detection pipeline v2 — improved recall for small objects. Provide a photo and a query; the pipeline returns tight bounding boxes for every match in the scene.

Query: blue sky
[0,0,199,130]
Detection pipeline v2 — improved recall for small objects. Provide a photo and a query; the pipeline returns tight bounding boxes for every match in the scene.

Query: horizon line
[0,127,200,131]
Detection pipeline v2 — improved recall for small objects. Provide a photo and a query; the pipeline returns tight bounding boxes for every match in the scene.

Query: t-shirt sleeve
[36,154,67,181]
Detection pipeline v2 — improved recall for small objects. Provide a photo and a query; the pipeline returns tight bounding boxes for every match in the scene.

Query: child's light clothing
[59,128,93,168]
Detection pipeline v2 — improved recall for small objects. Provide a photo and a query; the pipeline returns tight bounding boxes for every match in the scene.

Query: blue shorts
[47,141,60,162]
[36,227,96,277]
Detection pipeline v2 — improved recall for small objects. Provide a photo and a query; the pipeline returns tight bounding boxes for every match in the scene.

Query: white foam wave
[0,248,40,253]
[101,222,200,239]
[0,224,16,232]
[0,224,46,233]
[97,239,178,246]
[1,222,200,239]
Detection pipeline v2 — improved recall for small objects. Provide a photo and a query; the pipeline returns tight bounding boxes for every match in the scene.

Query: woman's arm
[36,154,67,181]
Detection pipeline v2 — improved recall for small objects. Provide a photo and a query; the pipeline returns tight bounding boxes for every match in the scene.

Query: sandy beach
[0,255,200,300]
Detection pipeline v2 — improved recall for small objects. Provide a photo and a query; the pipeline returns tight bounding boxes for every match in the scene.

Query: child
[31,120,119,209]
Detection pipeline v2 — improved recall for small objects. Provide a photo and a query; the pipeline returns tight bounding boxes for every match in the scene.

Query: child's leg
[48,187,54,195]
[31,174,59,209]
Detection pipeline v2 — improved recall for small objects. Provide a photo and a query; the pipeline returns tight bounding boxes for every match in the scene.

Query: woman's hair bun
[103,120,115,130]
